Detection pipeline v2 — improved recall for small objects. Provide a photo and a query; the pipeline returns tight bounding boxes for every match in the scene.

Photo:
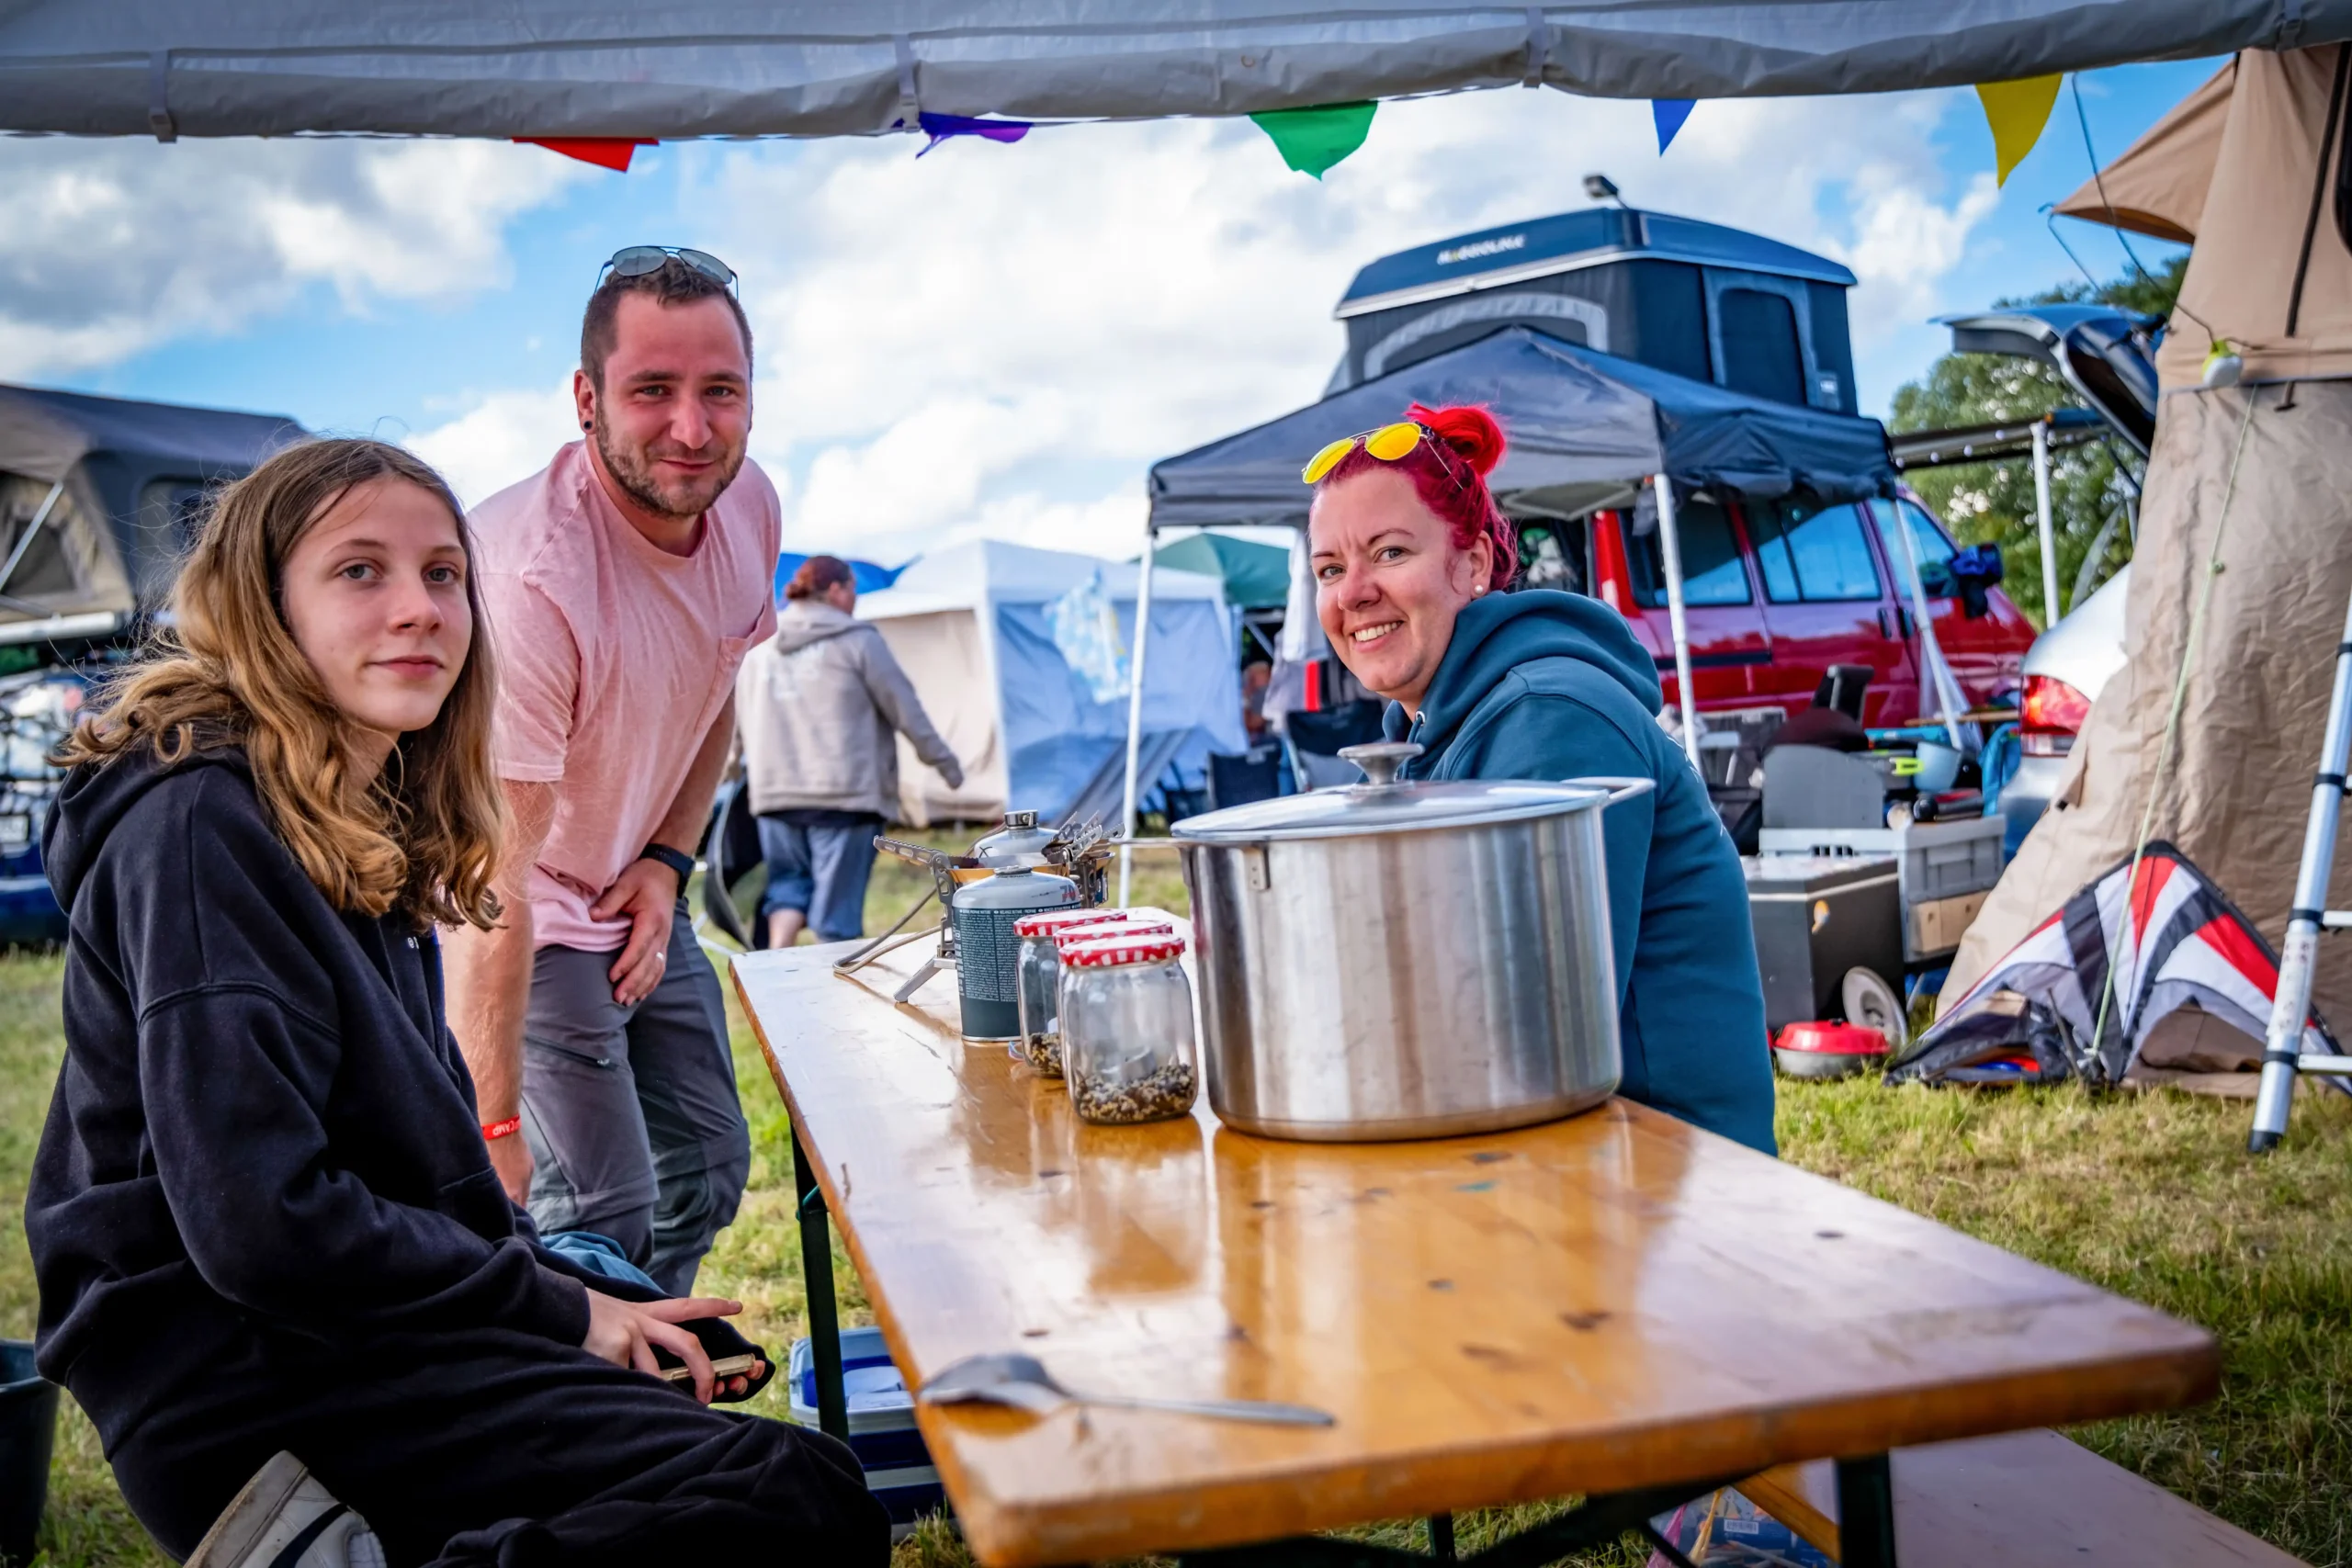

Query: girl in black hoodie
[25,440,885,1565]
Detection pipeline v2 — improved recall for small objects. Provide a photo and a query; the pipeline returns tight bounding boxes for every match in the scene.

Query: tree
[1888,254,2184,630]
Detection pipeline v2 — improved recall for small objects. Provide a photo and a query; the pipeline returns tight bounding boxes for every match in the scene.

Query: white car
[2000,563,2130,851]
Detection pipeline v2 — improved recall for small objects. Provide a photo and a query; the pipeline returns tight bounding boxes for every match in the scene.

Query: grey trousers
[521,902,751,1295]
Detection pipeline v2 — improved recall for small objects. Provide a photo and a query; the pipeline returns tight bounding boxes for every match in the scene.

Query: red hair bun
[1406,402,1506,478]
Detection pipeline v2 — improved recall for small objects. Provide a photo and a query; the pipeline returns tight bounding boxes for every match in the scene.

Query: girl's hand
[581,1292,764,1404]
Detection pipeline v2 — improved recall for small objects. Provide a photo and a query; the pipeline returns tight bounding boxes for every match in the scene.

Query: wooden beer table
[731,928,2217,1568]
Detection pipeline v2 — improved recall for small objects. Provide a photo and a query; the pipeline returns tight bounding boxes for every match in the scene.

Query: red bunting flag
[517,138,654,172]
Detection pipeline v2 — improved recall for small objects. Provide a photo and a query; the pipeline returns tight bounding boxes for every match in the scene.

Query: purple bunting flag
[915,111,1035,156]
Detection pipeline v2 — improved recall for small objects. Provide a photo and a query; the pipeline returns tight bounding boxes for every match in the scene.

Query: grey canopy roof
[2,3,2339,140]
[1147,326,1894,530]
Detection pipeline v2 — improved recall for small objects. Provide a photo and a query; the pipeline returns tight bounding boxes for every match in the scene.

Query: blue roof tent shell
[1337,209,1856,316]
[1329,208,1861,417]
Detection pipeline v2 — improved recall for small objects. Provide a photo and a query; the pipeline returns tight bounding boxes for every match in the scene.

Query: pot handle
[1565,775,1657,808]
[1338,740,1424,786]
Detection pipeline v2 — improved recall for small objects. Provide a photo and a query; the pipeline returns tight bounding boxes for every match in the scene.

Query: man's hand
[937,755,966,791]
[591,857,680,1005]
[487,1133,533,1207]
[581,1291,764,1405]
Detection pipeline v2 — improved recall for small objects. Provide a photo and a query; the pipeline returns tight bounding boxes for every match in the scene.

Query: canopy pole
[1884,500,1968,749]
[1118,525,1159,906]
[2031,417,2062,625]
[1651,475,1703,775]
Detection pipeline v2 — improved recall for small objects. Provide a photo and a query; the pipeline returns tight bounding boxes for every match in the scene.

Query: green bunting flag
[1250,101,1377,178]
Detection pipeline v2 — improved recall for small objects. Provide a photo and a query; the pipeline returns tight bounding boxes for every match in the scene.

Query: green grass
[3,845,2346,1564]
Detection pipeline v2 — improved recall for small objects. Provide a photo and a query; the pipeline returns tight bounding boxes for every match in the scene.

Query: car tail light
[2020,673,2091,756]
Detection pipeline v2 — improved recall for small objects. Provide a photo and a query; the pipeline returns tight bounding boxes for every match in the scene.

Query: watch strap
[640,842,695,883]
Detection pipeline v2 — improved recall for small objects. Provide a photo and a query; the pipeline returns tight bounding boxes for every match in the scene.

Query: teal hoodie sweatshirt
[1381,590,1776,1154]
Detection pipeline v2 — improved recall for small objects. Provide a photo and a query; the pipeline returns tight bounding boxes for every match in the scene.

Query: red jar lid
[1063,931,1187,969]
[1053,918,1173,952]
[1013,908,1122,941]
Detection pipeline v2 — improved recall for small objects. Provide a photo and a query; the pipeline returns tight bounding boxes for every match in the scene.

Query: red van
[1521,490,2033,730]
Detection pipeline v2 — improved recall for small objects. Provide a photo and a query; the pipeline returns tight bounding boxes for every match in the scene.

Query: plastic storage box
[1742,855,1903,1030]
[788,1327,944,1535]
[1757,815,2004,964]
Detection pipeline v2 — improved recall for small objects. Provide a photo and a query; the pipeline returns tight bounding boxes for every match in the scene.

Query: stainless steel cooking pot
[1170,741,1651,1142]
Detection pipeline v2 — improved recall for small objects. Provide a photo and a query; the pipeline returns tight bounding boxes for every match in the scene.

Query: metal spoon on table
[919,1352,1334,1427]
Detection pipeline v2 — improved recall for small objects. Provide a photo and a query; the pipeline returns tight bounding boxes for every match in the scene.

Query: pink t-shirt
[471,442,778,952]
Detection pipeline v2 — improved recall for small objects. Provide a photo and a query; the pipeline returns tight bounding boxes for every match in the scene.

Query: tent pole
[1651,475,1703,775]
[1884,499,1968,749]
[1118,524,1159,906]
[2031,417,2062,625]
[0,480,65,597]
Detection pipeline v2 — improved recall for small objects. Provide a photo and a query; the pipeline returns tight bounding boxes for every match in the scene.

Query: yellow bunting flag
[1974,74,2063,186]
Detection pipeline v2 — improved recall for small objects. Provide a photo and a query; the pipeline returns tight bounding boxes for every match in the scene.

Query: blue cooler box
[787,1327,944,1535]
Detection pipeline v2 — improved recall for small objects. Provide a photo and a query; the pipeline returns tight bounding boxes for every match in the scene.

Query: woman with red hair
[1306,404,1774,1153]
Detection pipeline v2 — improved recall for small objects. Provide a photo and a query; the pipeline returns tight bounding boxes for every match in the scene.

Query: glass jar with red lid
[1011,908,1125,1076]
[1060,931,1198,1126]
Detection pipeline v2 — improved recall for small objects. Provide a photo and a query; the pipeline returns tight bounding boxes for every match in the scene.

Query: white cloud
[0,138,584,379]
[407,380,581,506]
[685,84,1996,561]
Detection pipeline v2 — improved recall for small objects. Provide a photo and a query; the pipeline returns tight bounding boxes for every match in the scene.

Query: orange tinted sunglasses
[1301,422,1431,484]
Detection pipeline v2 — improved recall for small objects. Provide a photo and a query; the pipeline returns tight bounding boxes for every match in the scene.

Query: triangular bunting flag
[1652,99,1694,154]
[1973,75,2063,186]
[516,138,653,172]
[914,111,1035,155]
[1250,101,1377,179]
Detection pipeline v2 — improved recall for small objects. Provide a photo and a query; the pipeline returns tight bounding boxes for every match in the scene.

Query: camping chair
[697,777,766,950]
[1207,744,1284,811]
[1283,699,1386,791]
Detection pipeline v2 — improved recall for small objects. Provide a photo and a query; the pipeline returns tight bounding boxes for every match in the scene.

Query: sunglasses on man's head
[598,245,738,294]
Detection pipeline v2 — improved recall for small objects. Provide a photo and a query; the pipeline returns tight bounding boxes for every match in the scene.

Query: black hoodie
[26,748,589,1448]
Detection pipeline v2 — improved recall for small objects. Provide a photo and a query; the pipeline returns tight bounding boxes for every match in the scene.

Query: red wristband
[481,1114,523,1143]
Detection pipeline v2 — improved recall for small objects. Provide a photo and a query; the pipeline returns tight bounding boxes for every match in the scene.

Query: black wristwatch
[639,843,695,885]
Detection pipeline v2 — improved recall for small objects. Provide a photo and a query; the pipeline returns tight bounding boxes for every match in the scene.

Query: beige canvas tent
[1948,45,2352,1073]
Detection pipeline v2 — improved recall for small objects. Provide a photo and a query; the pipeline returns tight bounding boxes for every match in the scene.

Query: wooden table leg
[792,1120,850,1442]
[1834,1454,1899,1568]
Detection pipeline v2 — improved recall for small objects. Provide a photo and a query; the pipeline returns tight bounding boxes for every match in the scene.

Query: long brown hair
[58,439,504,930]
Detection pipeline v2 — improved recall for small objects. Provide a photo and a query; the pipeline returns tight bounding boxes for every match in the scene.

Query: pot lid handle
[1338,740,1424,787]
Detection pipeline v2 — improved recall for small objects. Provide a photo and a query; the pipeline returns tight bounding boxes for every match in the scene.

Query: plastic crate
[787,1327,944,1535]
[1758,817,2004,963]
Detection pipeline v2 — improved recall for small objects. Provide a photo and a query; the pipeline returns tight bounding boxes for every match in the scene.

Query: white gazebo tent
[856,538,1245,827]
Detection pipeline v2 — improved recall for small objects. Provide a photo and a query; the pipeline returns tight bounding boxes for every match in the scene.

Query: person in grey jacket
[736,556,963,946]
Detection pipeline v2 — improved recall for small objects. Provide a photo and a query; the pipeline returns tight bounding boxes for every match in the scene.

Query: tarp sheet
[1147,326,1894,532]
[1948,378,2352,1029]
[1951,48,2352,1026]
[4,4,2343,140]
[855,539,1245,824]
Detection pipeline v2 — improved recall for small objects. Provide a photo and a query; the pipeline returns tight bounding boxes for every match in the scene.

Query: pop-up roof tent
[0,384,304,648]
[854,538,1244,828]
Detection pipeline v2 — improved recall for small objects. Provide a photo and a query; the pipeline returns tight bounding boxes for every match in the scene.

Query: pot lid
[1171,742,1624,843]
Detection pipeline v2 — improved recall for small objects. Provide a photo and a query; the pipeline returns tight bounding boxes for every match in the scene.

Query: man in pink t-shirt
[447,251,773,1295]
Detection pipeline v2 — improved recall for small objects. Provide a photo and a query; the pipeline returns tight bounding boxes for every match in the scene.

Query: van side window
[1626,497,1750,607]
[1886,500,1959,596]
[1718,288,1807,406]
[1749,501,1883,602]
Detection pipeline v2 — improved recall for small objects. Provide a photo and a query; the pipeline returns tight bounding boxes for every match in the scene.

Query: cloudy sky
[5,62,2204,566]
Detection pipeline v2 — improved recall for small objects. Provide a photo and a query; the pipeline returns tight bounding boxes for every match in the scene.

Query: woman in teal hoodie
[1305,403,1775,1153]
